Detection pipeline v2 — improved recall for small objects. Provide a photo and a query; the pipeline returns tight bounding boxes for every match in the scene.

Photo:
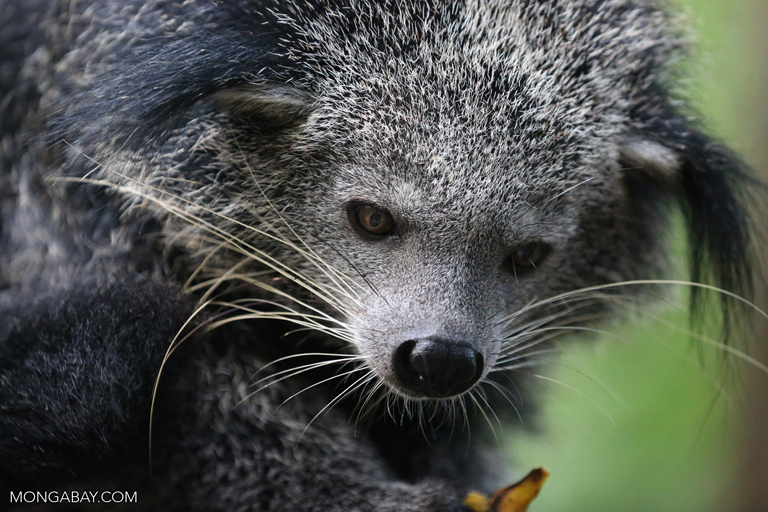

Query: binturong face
[281,86,668,401]
[327,163,589,399]
[55,1,751,406]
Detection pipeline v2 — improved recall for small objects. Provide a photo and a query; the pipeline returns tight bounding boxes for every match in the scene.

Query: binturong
[0,1,756,511]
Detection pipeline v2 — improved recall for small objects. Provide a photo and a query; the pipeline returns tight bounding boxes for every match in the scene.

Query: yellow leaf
[464,491,491,512]
[464,468,549,512]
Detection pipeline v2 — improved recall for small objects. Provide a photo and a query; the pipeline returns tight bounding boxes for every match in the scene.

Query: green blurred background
[507,1,767,510]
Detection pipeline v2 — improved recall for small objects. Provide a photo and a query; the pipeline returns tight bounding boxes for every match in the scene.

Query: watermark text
[10,490,137,505]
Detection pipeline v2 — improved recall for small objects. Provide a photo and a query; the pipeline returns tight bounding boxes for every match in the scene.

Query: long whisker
[251,351,360,378]
[496,328,602,366]
[529,373,617,426]
[494,293,611,331]
[353,379,388,433]
[60,174,358,313]
[242,359,366,405]
[278,365,369,409]
[301,371,378,439]
[467,391,499,442]
[505,280,768,325]
[494,348,561,367]
[249,356,364,390]
[206,277,356,330]
[501,324,622,357]
[498,311,614,361]
[235,140,366,299]
[653,315,768,376]
[149,299,215,467]
[211,298,355,333]
[482,379,525,426]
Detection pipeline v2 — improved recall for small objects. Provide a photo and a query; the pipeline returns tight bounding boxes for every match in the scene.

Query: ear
[213,84,314,129]
[619,139,682,189]
[619,128,755,338]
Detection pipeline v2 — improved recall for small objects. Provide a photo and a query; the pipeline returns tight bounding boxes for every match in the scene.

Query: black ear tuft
[621,121,757,341]
[675,128,755,338]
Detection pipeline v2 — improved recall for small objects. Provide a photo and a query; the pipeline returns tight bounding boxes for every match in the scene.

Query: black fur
[639,114,754,336]
[0,276,197,481]
[0,277,485,511]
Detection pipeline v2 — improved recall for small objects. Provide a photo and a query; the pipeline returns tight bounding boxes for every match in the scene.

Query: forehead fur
[269,0,684,204]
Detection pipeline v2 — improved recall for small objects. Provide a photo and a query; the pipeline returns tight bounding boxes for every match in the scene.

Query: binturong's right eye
[347,202,397,239]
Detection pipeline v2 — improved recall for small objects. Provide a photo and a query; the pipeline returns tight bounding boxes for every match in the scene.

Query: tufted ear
[619,129,755,338]
[213,85,314,130]
[619,139,682,189]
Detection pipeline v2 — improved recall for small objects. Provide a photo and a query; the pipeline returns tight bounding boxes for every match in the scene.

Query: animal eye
[349,203,397,238]
[507,242,550,274]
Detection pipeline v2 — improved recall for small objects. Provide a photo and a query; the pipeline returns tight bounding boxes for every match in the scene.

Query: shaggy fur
[0,0,752,510]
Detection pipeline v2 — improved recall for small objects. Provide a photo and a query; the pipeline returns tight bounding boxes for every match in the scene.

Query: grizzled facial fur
[25,0,751,402]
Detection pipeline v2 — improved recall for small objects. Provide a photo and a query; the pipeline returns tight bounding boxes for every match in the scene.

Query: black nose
[393,337,484,398]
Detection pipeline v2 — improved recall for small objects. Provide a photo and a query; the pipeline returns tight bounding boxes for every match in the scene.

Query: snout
[392,336,484,398]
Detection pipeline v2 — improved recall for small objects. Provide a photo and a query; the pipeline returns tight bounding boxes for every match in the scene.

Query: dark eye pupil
[507,242,549,275]
[348,203,396,238]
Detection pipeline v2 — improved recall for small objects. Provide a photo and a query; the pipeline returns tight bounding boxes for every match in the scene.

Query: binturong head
[247,0,752,402]
[56,0,754,404]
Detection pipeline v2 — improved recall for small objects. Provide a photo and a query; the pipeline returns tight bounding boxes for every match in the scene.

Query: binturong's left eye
[507,242,550,275]
[348,203,397,239]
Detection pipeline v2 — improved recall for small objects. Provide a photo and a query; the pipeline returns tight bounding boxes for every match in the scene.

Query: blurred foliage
[506,1,763,511]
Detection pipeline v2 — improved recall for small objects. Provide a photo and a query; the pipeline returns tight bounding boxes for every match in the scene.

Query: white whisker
[530,373,617,426]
